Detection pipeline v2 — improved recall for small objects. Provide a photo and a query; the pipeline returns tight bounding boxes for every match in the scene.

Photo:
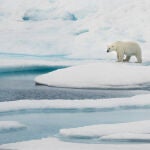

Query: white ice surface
[60,120,150,140]
[0,94,150,113]
[0,0,150,60]
[0,121,25,132]
[35,62,150,88]
[1,137,150,150]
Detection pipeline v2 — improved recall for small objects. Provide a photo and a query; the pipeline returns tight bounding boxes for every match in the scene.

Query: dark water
[0,66,148,101]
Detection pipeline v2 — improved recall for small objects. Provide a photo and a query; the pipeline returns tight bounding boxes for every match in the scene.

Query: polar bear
[107,41,142,63]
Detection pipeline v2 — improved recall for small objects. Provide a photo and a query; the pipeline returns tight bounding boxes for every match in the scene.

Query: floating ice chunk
[60,120,150,139]
[35,62,150,88]
[0,94,150,113]
[0,121,25,132]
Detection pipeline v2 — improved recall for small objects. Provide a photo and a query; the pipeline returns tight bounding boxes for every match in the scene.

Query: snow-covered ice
[0,94,150,113]
[1,137,150,150]
[35,62,150,88]
[0,121,25,132]
[1,0,150,148]
[60,120,150,141]
[0,0,150,60]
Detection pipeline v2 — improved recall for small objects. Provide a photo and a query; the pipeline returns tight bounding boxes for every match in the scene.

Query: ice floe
[101,133,150,141]
[0,94,150,113]
[35,62,150,88]
[60,120,150,141]
[0,121,25,132]
[1,137,150,150]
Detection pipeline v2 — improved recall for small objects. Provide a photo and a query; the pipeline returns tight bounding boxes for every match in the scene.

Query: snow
[0,94,150,113]
[1,137,150,150]
[60,120,150,140]
[35,62,150,88]
[1,0,150,148]
[0,121,25,132]
[0,0,150,60]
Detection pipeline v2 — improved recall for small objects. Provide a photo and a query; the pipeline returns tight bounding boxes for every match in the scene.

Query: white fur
[107,41,142,63]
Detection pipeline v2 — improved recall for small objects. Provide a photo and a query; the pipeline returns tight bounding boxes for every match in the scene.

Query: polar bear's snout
[107,48,110,52]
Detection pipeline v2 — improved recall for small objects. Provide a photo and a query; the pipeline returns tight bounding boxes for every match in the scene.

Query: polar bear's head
[107,41,121,53]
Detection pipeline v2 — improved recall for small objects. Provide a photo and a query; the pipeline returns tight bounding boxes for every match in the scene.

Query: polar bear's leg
[135,50,142,63]
[136,55,142,63]
[123,56,131,62]
[117,52,124,62]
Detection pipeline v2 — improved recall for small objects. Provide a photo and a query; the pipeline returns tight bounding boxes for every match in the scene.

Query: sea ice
[35,62,150,88]
[60,120,150,140]
[101,133,150,141]
[0,0,150,60]
[1,137,150,150]
[0,94,150,113]
[0,121,25,132]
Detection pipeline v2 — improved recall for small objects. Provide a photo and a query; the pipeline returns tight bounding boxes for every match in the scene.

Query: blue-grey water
[0,65,149,101]
[0,109,149,144]
[0,65,150,145]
